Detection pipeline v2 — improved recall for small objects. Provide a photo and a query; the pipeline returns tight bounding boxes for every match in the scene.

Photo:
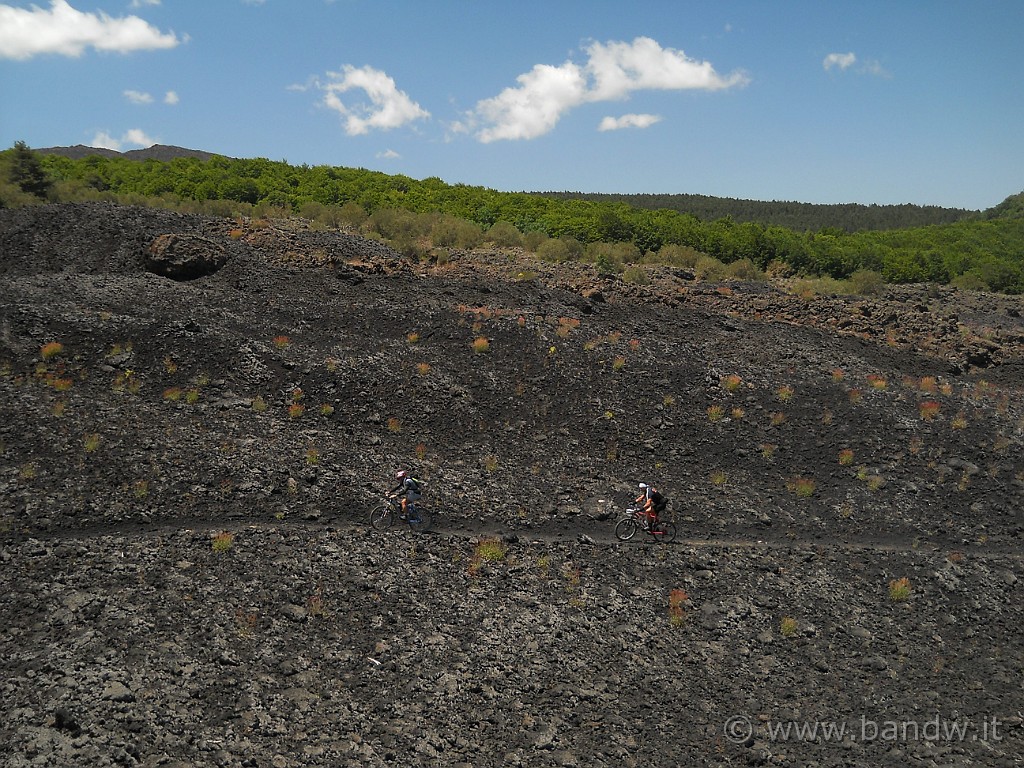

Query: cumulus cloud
[316,65,430,135]
[467,36,748,143]
[376,149,400,159]
[90,128,156,151]
[123,89,153,105]
[823,52,857,71]
[0,0,180,60]
[164,90,179,105]
[598,113,662,132]
[129,0,160,7]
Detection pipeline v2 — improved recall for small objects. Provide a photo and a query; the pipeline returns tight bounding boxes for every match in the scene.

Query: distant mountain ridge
[34,144,226,162]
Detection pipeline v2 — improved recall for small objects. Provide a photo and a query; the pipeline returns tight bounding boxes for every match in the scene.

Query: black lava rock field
[1,202,1022,767]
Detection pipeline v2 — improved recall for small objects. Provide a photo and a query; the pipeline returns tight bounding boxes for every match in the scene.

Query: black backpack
[650,489,668,512]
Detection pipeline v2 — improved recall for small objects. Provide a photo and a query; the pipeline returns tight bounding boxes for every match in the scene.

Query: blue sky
[1,0,1021,210]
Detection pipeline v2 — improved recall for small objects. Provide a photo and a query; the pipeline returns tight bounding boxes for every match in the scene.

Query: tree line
[2,143,1022,293]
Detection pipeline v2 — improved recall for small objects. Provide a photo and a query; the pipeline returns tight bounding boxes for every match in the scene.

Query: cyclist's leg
[407,495,421,522]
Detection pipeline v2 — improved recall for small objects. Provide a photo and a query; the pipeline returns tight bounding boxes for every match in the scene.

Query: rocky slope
[1,202,1022,767]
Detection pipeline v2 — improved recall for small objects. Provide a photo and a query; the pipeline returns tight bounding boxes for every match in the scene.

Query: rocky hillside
[1,202,1022,767]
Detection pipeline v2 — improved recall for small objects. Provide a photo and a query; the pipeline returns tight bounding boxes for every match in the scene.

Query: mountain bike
[614,504,676,543]
[369,496,432,533]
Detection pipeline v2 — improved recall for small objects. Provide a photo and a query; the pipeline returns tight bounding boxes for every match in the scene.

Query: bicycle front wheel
[614,517,638,541]
[408,510,432,533]
[651,520,677,544]
[369,505,394,531]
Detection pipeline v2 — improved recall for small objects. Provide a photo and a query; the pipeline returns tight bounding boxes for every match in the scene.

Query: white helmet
[638,482,649,490]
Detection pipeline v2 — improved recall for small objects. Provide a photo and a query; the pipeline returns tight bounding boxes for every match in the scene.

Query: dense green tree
[7,141,52,198]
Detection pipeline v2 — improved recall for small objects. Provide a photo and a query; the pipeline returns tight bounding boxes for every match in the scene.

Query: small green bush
[847,269,886,295]
[725,258,765,281]
[622,265,650,284]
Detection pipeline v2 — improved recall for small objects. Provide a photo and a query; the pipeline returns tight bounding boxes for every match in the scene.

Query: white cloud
[823,52,856,71]
[90,128,156,151]
[90,130,121,150]
[823,51,890,77]
[376,149,400,159]
[474,62,588,142]
[317,65,430,135]
[598,113,662,132]
[860,58,890,78]
[163,90,179,105]
[468,36,748,143]
[123,89,153,105]
[0,0,180,60]
[129,0,160,7]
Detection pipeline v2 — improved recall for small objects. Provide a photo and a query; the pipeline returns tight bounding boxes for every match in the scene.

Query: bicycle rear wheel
[614,517,638,541]
[369,505,394,531]
[407,510,432,533]
[650,520,677,543]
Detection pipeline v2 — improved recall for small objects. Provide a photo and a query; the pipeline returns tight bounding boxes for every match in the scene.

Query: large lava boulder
[144,233,228,280]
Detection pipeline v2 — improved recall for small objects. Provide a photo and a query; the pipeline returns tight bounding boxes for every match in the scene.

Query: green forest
[3,142,1023,293]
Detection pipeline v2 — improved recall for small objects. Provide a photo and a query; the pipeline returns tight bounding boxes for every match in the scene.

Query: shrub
[472,336,490,353]
[776,385,794,402]
[787,477,816,497]
[83,433,101,453]
[919,401,941,421]
[731,407,745,420]
[251,395,268,412]
[831,368,845,382]
[950,272,990,292]
[706,405,725,422]
[288,403,304,419]
[486,220,523,248]
[888,576,911,601]
[611,356,626,371]
[725,258,765,281]
[721,374,743,393]
[760,443,776,461]
[40,342,63,360]
[838,449,855,466]
[847,269,886,295]
[866,374,887,390]
[950,412,968,430]
[386,417,402,433]
[536,238,572,263]
[769,412,786,426]
[474,537,507,562]
[649,243,703,268]
[710,470,728,486]
[212,532,234,553]
[431,214,482,249]
[272,335,291,349]
[163,387,182,402]
[780,616,798,637]
[622,265,650,285]
[693,255,727,281]
[184,389,200,404]
[668,589,688,627]
[319,403,334,416]
[482,455,498,472]
[848,388,863,404]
